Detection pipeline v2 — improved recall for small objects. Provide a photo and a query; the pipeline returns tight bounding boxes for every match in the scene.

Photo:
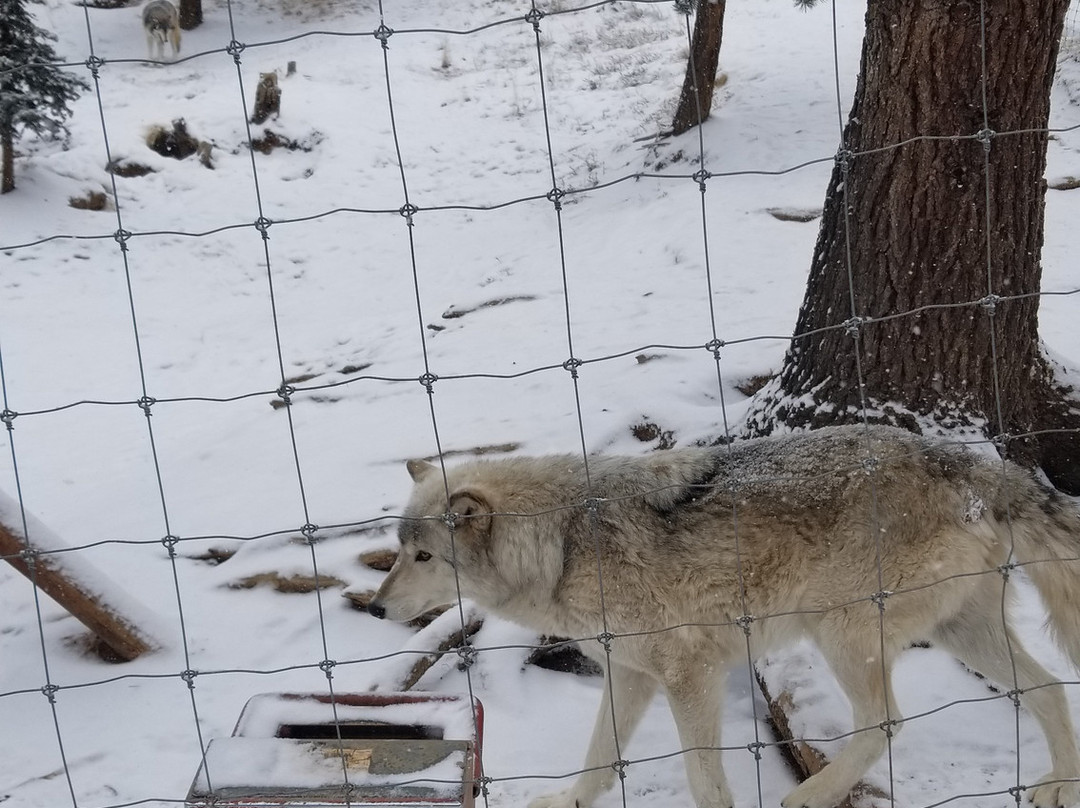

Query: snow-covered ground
[2,1,1080,807]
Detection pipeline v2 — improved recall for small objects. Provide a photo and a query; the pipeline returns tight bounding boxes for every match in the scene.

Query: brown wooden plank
[0,510,158,662]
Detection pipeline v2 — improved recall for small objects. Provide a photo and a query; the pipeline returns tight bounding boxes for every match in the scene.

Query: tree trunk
[1,124,14,194]
[671,0,726,136]
[746,0,1080,493]
[178,0,202,30]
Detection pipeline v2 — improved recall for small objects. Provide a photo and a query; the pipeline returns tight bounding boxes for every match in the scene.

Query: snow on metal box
[186,692,483,807]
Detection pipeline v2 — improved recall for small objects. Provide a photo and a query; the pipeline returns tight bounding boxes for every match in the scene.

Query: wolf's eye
[415,550,433,562]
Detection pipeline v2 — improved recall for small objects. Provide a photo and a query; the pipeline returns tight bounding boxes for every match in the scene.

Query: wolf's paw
[780,776,849,808]
[1029,772,1080,808]
[527,789,584,808]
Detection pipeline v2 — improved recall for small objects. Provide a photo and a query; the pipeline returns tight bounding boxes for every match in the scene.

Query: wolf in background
[369,425,1080,808]
[142,1,180,61]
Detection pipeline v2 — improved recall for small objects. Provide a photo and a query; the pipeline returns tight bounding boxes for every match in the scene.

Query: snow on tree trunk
[745,0,1080,493]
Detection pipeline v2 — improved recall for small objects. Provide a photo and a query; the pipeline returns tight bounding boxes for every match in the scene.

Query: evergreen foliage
[0,0,88,192]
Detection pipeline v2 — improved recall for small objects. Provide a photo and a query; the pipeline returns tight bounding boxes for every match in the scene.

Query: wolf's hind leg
[528,662,656,808]
[933,602,1080,808]
[781,628,901,808]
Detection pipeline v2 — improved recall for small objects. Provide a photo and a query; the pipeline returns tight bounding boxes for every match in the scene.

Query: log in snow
[0,487,162,661]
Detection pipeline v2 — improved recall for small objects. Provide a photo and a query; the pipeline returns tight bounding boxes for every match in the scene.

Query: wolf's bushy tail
[999,464,1080,671]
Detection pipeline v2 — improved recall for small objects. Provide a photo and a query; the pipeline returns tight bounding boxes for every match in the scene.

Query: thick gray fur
[371,425,1080,808]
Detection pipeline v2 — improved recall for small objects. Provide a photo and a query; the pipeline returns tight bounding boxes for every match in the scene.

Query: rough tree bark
[670,0,726,136]
[1,126,14,194]
[178,0,202,30]
[745,0,1080,493]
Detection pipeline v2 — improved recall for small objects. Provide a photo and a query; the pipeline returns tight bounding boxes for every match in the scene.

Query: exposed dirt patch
[106,159,156,178]
[251,129,322,154]
[736,373,773,397]
[631,418,676,450]
[230,572,346,593]
[69,190,109,211]
[441,295,537,320]
[188,547,237,565]
[358,549,397,572]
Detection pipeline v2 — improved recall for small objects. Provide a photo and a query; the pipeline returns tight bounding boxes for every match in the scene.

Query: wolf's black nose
[367,600,386,619]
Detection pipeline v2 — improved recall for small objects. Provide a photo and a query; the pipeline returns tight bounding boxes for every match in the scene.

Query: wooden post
[0,490,160,661]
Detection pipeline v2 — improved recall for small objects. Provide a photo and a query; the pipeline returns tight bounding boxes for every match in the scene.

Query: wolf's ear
[448,490,492,536]
[406,459,438,482]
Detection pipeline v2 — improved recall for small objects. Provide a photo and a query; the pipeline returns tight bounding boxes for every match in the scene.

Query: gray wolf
[142,0,180,61]
[368,425,1080,808]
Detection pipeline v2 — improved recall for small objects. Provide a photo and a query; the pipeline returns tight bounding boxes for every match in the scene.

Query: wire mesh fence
[2,1,1080,807]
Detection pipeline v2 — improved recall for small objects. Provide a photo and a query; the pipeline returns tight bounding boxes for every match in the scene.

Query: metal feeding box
[186,693,483,807]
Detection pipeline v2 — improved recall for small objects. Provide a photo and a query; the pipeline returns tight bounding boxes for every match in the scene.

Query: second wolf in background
[142,0,181,61]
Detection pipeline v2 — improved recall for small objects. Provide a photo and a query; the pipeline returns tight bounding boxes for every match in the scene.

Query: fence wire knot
[1008,784,1026,801]
[546,186,566,211]
[41,683,59,703]
[20,546,39,569]
[583,496,603,514]
[704,338,724,359]
[597,631,615,652]
[300,523,319,544]
[113,228,132,251]
[319,659,336,676]
[254,217,272,239]
[1006,687,1024,707]
[870,589,892,609]
[975,128,996,152]
[276,384,295,405]
[997,561,1016,580]
[455,643,478,669]
[180,669,198,689]
[524,7,545,31]
[990,432,1011,451]
[161,534,180,558]
[418,372,438,393]
[399,202,419,225]
[84,55,104,77]
[746,741,766,760]
[842,315,867,337]
[1,409,16,430]
[980,294,1000,316]
[878,718,900,737]
[226,40,245,61]
[692,168,711,191]
[611,759,630,780]
[562,356,583,378]
[861,455,880,475]
[138,395,156,417]
[835,148,855,173]
[374,22,394,46]
[475,775,493,797]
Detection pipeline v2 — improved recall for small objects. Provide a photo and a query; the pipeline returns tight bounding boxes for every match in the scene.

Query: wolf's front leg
[665,671,733,808]
[528,662,656,808]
